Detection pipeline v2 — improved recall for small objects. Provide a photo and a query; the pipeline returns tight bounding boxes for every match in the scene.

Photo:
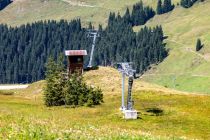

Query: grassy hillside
[0,0,181,27]
[135,1,210,94]
[0,0,141,27]
[0,67,210,139]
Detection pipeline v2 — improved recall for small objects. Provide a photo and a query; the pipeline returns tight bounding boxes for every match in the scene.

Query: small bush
[64,74,103,107]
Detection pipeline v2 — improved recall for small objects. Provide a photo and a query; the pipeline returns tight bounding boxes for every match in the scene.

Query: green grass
[2,92,210,139]
[134,1,210,94]
[0,67,210,139]
[143,74,210,94]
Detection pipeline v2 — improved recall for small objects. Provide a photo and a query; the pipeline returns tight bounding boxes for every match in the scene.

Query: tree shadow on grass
[145,108,164,116]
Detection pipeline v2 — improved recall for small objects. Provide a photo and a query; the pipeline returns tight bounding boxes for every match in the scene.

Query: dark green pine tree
[163,0,174,13]
[157,0,163,15]
[123,8,131,24]
[44,55,66,107]
[157,0,174,15]
[180,0,199,8]
[108,12,116,26]
[130,1,155,26]
[196,38,202,51]
[187,0,193,7]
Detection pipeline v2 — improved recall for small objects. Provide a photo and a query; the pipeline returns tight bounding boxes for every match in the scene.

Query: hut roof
[65,50,87,56]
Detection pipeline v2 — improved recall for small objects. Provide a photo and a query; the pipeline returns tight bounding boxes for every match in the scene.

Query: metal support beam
[121,73,125,110]
[88,34,97,68]
[127,76,134,110]
[87,31,99,68]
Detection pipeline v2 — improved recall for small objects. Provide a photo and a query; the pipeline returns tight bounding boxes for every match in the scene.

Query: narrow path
[61,0,96,8]
[167,39,210,62]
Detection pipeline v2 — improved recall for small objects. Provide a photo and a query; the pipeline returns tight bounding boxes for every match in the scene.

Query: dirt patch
[203,53,210,61]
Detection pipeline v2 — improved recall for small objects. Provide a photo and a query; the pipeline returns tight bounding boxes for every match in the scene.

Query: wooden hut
[65,50,87,75]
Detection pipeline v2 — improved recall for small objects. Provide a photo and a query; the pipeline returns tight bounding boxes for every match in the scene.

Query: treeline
[180,0,204,8]
[157,0,174,15]
[0,19,167,83]
[0,1,168,84]
[94,13,167,73]
[0,0,12,10]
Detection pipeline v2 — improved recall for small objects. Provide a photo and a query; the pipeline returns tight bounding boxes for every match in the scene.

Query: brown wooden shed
[65,50,87,75]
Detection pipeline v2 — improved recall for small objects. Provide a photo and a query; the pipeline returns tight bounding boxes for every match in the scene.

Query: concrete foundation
[120,106,126,112]
[123,110,138,119]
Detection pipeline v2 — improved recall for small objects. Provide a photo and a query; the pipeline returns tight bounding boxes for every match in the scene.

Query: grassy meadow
[0,67,210,139]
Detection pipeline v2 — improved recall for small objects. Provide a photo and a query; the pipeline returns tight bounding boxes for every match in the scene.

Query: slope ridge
[10,67,208,99]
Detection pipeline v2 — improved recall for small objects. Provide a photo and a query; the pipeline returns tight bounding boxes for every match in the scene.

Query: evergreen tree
[157,0,163,14]
[156,0,174,15]
[180,0,199,8]
[163,0,174,13]
[181,0,191,8]
[123,8,131,24]
[130,1,155,26]
[196,38,202,51]
[44,56,65,106]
